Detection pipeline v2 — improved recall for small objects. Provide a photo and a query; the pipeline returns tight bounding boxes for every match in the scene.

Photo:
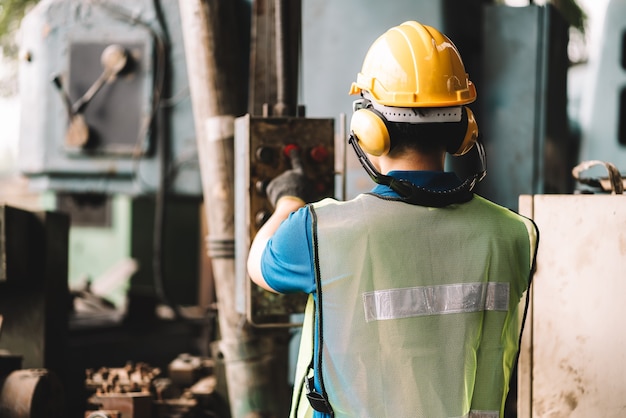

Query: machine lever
[52,76,74,120]
[50,44,128,148]
[72,44,128,114]
[284,144,303,173]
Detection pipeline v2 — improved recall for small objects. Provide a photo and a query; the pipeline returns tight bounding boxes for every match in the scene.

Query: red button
[283,144,300,158]
[310,146,329,163]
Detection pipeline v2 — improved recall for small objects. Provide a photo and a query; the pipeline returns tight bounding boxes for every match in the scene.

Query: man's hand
[248,145,310,291]
[266,146,309,207]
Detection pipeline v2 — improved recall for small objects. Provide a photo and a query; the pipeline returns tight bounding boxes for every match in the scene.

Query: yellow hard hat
[349,21,476,107]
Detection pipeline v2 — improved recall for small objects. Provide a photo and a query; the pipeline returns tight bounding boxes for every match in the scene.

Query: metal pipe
[273,0,288,116]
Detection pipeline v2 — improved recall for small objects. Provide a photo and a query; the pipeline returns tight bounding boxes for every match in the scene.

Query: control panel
[235,114,335,326]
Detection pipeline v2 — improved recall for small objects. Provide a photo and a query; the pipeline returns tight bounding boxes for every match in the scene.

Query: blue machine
[17,0,200,196]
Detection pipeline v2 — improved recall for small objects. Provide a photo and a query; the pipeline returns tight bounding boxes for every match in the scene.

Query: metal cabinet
[518,194,626,417]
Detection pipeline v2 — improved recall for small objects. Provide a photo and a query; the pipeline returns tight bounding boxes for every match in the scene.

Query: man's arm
[247,196,306,292]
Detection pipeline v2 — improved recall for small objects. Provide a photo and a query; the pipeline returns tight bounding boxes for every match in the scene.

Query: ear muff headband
[350,104,479,157]
[350,108,390,156]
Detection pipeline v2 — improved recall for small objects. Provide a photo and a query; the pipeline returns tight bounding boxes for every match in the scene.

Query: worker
[247,21,538,418]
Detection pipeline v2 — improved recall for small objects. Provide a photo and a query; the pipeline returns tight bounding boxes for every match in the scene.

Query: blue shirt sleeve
[260,206,316,294]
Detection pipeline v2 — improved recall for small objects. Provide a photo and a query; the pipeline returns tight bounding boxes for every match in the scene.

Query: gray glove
[266,149,309,208]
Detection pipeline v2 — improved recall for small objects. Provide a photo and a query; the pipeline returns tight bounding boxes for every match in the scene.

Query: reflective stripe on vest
[465,411,499,418]
[363,282,510,322]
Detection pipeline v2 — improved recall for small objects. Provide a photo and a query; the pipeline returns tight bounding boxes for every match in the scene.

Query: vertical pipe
[273,0,288,116]
[178,2,290,417]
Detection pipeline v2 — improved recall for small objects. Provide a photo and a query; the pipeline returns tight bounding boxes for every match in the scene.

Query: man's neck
[378,150,446,174]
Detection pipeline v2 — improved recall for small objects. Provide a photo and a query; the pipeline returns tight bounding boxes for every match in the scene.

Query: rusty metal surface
[248,0,301,116]
[234,115,335,326]
[0,369,64,418]
[89,393,152,418]
[519,195,626,417]
[86,363,161,395]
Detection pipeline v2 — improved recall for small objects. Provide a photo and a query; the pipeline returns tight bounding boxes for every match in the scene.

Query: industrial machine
[0,366,65,418]
[15,0,335,415]
[14,1,216,417]
[16,0,206,327]
[17,0,199,195]
[12,0,614,416]
[231,0,337,328]
[234,115,335,327]
[84,356,228,418]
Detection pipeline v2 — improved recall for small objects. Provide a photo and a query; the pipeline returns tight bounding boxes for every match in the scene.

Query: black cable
[348,133,485,207]
[150,0,176,316]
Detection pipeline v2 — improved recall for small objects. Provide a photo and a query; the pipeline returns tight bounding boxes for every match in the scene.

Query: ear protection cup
[352,105,479,157]
[350,108,391,156]
[447,107,479,156]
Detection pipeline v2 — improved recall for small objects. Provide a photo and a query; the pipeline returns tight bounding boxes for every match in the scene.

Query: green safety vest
[291,193,538,418]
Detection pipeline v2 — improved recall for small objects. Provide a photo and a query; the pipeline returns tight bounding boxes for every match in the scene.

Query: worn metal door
[518,194,626,417]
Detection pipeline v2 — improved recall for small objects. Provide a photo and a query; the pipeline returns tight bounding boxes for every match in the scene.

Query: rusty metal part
[572,160,625,194]
[168,354,202,388]
[85,411,122,418]
[0,369,64,418]
[86,362,161,394]
[66,113,90,148]
[72,44,128,114]
[247,0,301,116]
[88,393,152,418]
[168,354,214,388]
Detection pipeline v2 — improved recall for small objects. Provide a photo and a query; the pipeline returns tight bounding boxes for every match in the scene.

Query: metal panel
[234,114,335,326]
[518,194,626,417]
[479,6,570,210]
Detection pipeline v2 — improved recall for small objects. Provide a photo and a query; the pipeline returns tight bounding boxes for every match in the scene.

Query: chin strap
[348,133,486,207]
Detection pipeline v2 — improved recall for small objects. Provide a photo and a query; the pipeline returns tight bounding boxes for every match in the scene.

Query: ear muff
[350,108,391,156]
[448,107,479,156]
[352,105,478,157]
